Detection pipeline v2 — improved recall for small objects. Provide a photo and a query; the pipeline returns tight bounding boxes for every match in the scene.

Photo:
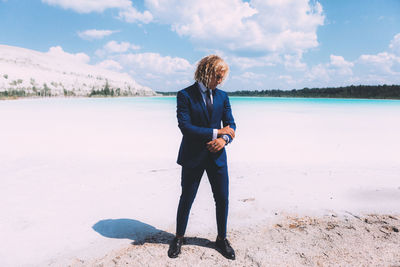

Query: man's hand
[218,125,235,139]
[206,138,226,153]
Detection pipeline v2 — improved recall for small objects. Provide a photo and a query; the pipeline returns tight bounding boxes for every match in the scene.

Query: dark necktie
[206,89,213,117]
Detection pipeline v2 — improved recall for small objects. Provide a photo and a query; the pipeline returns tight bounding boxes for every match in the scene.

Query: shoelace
[223,239,231,248]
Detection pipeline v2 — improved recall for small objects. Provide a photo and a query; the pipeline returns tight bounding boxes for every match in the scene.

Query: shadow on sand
[92,218,215,249]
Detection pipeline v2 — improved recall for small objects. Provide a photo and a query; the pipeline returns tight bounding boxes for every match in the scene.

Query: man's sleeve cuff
[212,129,218,140]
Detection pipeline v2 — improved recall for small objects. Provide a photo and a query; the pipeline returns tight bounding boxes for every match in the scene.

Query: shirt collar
[198,81,208,93]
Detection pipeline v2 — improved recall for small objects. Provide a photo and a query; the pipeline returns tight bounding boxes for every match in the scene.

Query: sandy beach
[69,213,400,266]
[1,97,400,266]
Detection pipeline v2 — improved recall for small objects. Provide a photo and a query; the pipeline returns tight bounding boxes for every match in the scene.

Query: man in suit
[168,55,236,260]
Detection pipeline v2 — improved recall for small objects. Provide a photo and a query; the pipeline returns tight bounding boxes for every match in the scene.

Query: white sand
[0,97,399,266]
[75,214,400,266]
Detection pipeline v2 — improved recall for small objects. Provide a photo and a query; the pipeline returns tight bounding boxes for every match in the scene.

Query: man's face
[209,70,226,90]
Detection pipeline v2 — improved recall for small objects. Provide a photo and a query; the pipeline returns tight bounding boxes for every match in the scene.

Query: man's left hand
[206,138,226,153]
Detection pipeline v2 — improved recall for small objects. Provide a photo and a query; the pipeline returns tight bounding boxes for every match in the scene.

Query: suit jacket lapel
[211,88,223,123]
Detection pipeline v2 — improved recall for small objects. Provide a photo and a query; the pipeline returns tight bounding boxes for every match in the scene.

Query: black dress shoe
[168,237,183,258]
[215,237,236,260]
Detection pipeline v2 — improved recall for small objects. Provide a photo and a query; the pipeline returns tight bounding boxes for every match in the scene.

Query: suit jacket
[177,82,236,168]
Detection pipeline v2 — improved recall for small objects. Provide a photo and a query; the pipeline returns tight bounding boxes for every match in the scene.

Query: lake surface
[1,95,399,165]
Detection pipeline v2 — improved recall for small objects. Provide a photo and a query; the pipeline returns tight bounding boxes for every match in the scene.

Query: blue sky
[1,0,400,91]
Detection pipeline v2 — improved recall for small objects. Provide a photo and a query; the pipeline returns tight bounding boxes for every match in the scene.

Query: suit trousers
[176,156,229,238]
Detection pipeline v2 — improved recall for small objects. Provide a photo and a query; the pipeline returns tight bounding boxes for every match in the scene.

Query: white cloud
[96,59,123,71]
[306,63,330,83]
[284,52,307,71]
[42,0,152,23]
[104,40,140,53]
[78,29,117,40]
[228,52,307,72]
[329,55,354,75]
[278,75,296,85]
[287,33,400,88]
[105,52,194,90]
[358,52,400,75]
[229,33,400,90]
[143,73,161,79]
[233,71,266,80]
[231,71,268,88]
[142,0,323,78]
[359,52,395,64]
[389,33,400,55]
[145,0,324,54]
[165,78,191,86]
[95,40,141,57]
[46,46,90,64]
[305,54,354,83]
[330,55,354,68]
[118,6,153,23]
[229,54,281,69]
[117,52,193,75]
[42,0,131,13]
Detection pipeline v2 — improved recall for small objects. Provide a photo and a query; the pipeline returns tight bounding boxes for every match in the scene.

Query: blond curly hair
[194,55,229,89]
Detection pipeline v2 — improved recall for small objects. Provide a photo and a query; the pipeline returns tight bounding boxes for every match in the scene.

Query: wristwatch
[222,135,229,145]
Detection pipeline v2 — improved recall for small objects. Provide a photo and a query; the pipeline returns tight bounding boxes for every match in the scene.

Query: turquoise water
[1,96,398,125]
[89,96,400,109]
[1,96,400,110]
[124,96,400,105]
[230,96,400,105]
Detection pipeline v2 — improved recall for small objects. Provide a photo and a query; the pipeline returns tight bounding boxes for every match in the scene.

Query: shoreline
[63,213,400,267]
[2,95,400,101]
[0,95,160,101]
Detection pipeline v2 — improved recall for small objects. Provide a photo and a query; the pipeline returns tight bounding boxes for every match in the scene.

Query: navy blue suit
[175,82,236,238]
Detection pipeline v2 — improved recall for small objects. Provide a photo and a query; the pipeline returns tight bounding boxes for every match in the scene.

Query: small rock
[239,197,255,202]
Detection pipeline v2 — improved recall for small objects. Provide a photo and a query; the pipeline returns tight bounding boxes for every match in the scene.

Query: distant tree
[104,80,110,95]
[227,85,400,99]
[43,83,51,97]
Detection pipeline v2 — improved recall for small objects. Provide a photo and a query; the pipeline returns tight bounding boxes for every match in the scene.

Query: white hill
[0,45,155,96]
